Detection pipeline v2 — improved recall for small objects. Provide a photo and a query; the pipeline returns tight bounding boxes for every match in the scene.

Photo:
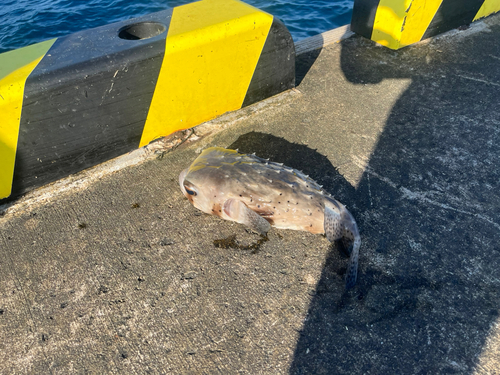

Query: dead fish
[179,147,361,289]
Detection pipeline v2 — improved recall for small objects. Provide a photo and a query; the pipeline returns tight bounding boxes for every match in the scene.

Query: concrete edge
[295,25,354,55]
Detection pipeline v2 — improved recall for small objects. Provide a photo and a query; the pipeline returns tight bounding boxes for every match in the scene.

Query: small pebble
[160,238,174,246]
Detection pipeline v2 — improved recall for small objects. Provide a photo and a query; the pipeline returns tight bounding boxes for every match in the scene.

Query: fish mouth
[178,168,189,197]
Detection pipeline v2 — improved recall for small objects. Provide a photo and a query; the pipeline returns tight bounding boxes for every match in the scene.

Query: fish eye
[185,187,197,196]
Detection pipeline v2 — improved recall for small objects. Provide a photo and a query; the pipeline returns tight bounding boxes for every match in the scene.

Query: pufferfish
[179,147,361,289]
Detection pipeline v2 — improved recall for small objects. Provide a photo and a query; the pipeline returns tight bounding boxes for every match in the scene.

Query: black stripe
[350,0,382,39]
[422,0,485,40]
[242,18,295,108]
[12,10,172,196]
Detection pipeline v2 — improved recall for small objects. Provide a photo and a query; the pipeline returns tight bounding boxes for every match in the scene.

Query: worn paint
[474,0,500,20]
[371,0,443,49]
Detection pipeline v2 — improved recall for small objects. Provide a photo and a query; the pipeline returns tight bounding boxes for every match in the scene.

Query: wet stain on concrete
[214,234,269,254]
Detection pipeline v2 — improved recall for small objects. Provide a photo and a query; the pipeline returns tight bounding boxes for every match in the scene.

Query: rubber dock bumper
[0,0,295,200]
[351,0,500,49]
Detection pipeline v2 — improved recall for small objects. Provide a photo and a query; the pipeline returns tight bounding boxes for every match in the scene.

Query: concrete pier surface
[1,14,499,374]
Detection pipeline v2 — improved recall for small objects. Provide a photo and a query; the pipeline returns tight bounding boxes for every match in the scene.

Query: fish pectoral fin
[223,199,271,235]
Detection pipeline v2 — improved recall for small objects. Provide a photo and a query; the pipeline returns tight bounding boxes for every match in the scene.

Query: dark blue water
[0,0,353,54]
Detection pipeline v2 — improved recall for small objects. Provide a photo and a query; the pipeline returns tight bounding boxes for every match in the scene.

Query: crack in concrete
[351,155,500,231]
[456,73,500,87]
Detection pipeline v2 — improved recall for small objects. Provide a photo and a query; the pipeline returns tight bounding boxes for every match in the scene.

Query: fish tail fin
[345,235,360,289]
[324,201,361,289]
[341,208,360,289]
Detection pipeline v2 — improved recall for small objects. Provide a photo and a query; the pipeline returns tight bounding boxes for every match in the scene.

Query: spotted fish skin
[179,147,361,288]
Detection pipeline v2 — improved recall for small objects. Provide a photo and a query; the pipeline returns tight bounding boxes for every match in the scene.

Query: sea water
[0,0,353,53]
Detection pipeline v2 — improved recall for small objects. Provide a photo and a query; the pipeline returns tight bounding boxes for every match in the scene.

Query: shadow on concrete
[290,22,500,374]
[295,43,322,87]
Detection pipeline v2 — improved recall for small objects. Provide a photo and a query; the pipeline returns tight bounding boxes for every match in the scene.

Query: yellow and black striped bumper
[0,0,295,200]
[351,0,500,49]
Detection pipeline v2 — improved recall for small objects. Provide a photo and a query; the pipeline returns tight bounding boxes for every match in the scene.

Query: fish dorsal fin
[223,199,271,235]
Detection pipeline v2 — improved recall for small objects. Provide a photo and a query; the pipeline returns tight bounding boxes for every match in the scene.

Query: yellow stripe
[473,0,500,21]
[140,0,273,147]
[372,0,442,49]
[0,39,55,199]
